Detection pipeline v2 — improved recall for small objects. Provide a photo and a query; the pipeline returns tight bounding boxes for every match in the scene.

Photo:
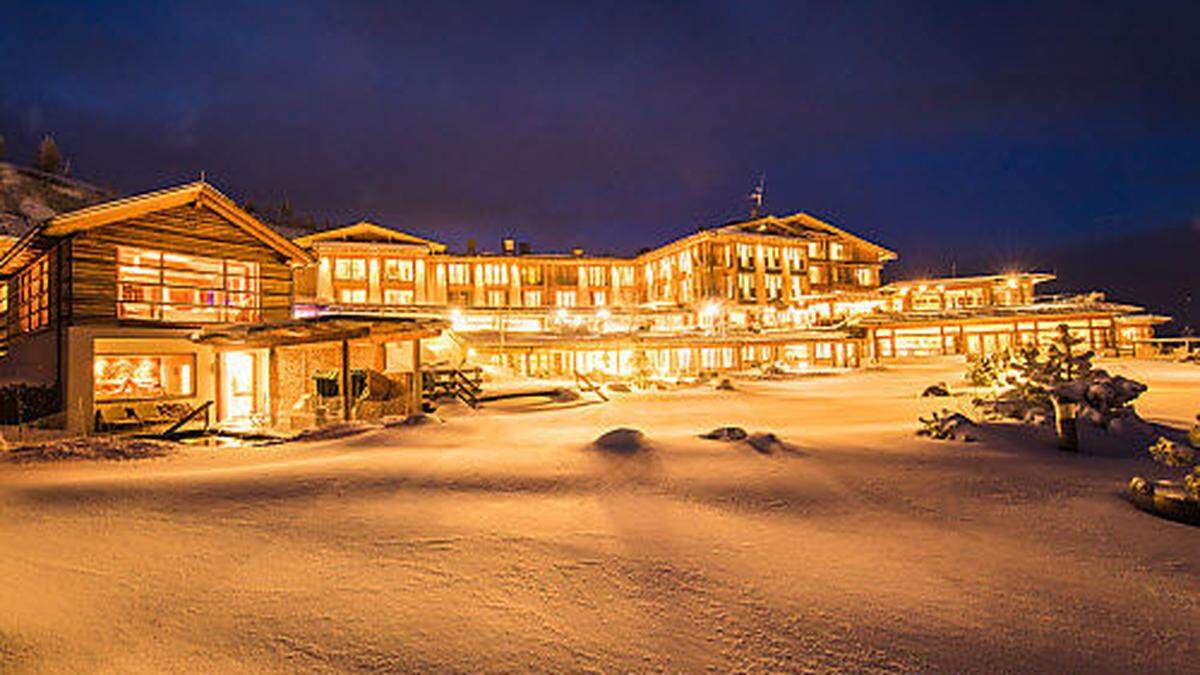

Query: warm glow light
[597,308,611,320]
[556,308,568,320]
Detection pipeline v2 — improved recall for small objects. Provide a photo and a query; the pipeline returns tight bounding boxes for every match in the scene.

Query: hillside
[1039,224,1199,334]
[0,162,112,237]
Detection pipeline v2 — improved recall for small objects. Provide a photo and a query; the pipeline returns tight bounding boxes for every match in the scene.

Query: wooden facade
[67,205,295,325]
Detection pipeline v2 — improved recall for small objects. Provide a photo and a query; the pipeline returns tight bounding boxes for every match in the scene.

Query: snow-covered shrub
[1147,436,1200,502]
[917,409,976,441]
[965,352,1007,388]
[700,426,748,441]
[969,324,1147,433]
[921,382,950,397]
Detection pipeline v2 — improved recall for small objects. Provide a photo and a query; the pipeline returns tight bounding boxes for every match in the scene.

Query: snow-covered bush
[917,409,976,441]
[965,352,1008,388]
[969,324,1147,433]
[1147,436,1199,501]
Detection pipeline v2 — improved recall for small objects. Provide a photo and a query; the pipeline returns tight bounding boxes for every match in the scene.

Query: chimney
[502,238,515,255]
[466,237,477,255]
[571,247,584,257]
[518,242,531,255]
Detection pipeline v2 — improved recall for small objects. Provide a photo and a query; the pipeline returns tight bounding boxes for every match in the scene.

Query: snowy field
[1,358,1197,673]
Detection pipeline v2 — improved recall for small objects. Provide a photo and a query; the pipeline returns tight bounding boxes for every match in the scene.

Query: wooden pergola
[192,314,448,422]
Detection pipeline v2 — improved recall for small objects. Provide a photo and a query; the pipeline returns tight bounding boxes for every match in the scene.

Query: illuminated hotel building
[291,214,1165,377]
[0,181,1168,433]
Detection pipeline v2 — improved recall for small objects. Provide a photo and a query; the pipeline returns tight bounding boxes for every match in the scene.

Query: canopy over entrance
[190,314,447,348]
[191,315,449,425]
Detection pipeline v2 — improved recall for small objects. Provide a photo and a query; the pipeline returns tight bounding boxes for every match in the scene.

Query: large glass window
[384,258,414,282]
[18,254,50,332]
[384,289,414,305]
[334,258,367,280]
[94,353,196,401]
[339,288,367,304]
[117,247,261,323]
[447,263,470,285]
[520,265,543,285]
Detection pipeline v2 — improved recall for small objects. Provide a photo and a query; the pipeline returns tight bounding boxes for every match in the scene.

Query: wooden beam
[409,338,422,416]
[341,339,351,421]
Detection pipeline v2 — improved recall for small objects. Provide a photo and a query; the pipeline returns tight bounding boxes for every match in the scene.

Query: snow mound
[746,432,784,454]
[700,426,748,442]
[4,436,173,463]
[291,421,380,443]
[715,378,736,391]
[384,413,444,427]
[590,428,649,454]
[922,383,951,397]
[553,388,582,403]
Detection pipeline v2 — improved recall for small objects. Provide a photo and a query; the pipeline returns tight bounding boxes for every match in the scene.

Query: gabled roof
[712,212,898,262]
[47,181,311,260]
[293,221,446,252]
[0,182,313,276]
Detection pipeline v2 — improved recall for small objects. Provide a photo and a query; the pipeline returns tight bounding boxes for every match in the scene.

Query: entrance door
[221,350,260,423]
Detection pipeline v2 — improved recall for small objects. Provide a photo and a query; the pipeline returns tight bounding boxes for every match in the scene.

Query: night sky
[2,1,1197,270]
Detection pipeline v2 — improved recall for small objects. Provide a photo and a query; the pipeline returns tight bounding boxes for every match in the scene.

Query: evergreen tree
[0,134,6,160]
[34,135,63,174]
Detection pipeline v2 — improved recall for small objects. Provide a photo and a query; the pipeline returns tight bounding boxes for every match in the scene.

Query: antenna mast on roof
[748,172,766,219]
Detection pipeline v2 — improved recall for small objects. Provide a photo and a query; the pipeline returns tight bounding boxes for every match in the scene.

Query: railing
[572,370,609,401]
[161,400,213,437]
[423,366,483,408]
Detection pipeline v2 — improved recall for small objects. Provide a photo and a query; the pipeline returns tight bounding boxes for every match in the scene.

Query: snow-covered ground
[1,358,1197,672]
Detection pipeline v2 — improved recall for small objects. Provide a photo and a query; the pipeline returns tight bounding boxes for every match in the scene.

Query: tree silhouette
[35,135,63,174]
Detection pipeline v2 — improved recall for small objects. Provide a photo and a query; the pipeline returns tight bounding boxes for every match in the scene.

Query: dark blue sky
[2,1,1197,270]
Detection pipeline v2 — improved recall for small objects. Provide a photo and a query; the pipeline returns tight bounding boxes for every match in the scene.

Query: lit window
[384,258,414,282]
[520,266,543,285]
[523,290,543,306]
[737,244,754,268]
[486,290,506,307]
[18,254,50,332]
[738,273,756,301]
[809,266,824,285]
[482,264,508,285]
[340,289,367,304]
[384,289,414,305]
[765,275,782,300]
[591,291,606,306]
[856,268,874,286]
[334,258,367,280]
[830,242,846,261]
[447,263,470,285]
[556,290,577,307]
[117,247,260,323]
[94,354,196,401]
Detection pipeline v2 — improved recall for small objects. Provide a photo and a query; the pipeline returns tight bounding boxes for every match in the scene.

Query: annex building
[0,181,1168,433]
